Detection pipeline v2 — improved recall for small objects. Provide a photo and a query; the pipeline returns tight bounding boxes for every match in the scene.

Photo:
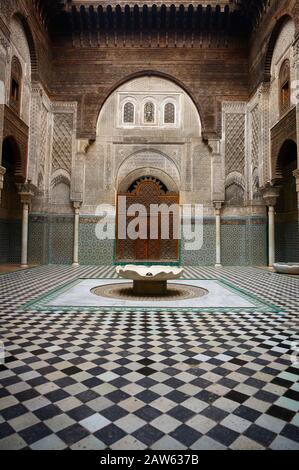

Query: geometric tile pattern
[0,265,298,450]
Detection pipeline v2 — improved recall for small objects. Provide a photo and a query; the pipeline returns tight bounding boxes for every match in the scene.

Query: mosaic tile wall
[221,218,267,267]
[244,220,268,266]
[183,218,267,267]
[79,220,114,266]
[48,217,74,265]
[28,216,49,265]
[275,220,299,263]
[182,223,216,266]
[28,215,267,266]
[0,219,21,264]
[29,215,73,266]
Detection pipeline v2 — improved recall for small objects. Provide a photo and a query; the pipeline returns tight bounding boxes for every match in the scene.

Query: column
[0,166,5,204]
[19,185,34,268]
[214,202,223,268]
[21,202,29,267]
[268,205,275,269]
[262,185,280,269]
[294,170,299,255]
[294,169,299,206]
[72,202,81,267]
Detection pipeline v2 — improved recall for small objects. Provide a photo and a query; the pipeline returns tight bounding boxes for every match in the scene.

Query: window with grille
[144,102,155,123]
[164,102,175,124]
[279,60,291,116]
[123,102,135,124]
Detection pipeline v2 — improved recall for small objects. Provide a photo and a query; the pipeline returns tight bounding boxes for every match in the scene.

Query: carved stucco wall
[269,18,295,128]
[9,17,31,125]
[0,26,9,165]
[247,88,263,201]
[82,76,211,213]
[31,101,77,214]
[28,84,52,191]
[48,104,77,214]
[222,102,246,206]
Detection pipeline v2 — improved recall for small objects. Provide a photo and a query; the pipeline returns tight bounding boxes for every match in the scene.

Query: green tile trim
[22,277,282,314]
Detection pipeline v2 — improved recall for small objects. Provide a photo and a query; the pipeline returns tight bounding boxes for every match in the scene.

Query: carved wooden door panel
[116,177,179,262]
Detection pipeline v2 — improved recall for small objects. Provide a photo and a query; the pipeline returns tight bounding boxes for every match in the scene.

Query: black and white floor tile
[0,265,298,450]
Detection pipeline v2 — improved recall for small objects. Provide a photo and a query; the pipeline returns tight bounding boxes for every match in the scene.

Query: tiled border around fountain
[23,278,280,313]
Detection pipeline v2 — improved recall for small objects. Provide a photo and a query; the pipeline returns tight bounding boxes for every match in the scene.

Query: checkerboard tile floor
[0,265,298,450]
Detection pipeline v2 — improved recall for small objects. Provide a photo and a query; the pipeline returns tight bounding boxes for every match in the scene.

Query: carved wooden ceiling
[32,1,272,38]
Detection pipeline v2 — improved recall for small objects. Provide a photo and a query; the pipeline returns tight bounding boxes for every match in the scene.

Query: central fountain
[116,265,184,296]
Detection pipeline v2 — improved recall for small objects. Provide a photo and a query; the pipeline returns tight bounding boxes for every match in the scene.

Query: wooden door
[116,177,179,262]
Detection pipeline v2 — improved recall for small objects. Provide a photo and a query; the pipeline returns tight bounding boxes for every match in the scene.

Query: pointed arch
[95,70,204,134]
[11,13,38,77]
[263,14,294,83]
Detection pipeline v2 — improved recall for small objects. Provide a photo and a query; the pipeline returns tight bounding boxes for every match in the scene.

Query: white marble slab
[47,279,256,309]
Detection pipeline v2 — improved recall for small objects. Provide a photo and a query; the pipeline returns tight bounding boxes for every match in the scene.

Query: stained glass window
[144,102,155,123]
[123,102,135,123]
[164,102,175,124]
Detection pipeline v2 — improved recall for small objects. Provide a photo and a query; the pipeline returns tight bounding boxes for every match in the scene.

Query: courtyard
[0,265,298,450]
[1,0,299,457]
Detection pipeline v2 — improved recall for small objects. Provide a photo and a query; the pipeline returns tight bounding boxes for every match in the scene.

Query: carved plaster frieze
[222,101,247,114]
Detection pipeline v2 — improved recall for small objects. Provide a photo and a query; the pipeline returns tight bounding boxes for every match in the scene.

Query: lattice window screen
[164,102,175,124]
[52,113,74,173]
[251,106,260,168]
[144,102,155,123]
[123,102,134,123]
[225,113,245,176]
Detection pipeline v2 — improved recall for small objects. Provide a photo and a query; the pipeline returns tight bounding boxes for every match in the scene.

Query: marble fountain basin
[116,265,184,295]
[274,263,299,275]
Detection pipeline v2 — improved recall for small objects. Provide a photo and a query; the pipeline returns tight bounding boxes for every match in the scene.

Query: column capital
[76,139,92,155]
[213,201,223,212]
[0,165,6,189]
[207,139,221,155]
[293,169,299,192]
[18,181,35,205]
[261,183,281,207]
[72,200,82,211]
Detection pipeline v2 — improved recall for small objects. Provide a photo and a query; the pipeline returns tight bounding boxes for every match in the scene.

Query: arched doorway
[275,140,298,262]
[0,137,23,264]
[116,176,180,263]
